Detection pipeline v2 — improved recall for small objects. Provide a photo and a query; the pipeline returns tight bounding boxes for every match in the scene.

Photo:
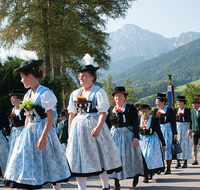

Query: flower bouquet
[20,99,36,122]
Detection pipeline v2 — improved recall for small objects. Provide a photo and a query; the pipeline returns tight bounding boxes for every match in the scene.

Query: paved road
[1,159,200,190]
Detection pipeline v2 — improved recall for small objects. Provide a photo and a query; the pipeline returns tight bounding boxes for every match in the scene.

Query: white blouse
[68,87,109,114]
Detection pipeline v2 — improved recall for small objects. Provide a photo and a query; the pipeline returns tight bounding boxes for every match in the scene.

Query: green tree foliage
[101,74,115,106]
[0,58,64,113]
[101,75,137,106]
[124,76,137,104]
[0,0,134,76]
[184,83,200,110]
[0,0,135,107]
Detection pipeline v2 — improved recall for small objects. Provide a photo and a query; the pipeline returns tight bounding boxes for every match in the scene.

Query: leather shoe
[133,176,139,187]
[164,170,171,174]
[175,163,181,169]
[143,177,148,183]
[192,160,198,165]
[182,163,187,168]
[112,185,120,190]
[148,173,153,179]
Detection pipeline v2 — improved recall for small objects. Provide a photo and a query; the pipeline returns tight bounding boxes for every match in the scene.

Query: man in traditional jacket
[191,98,200,165]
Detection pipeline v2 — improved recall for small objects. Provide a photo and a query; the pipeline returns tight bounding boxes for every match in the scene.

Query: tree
[184,83,200,110]
[0,0,135,76]
[0,0,135,108]
[101,74,115,106]
[124,76,137,104]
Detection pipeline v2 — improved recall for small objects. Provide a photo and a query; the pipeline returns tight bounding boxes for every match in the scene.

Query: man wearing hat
[57,111,68,148]
[191,98,200,165]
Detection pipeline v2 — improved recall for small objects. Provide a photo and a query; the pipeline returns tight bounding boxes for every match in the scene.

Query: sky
[105,0,200,38]
[1,0,200,59]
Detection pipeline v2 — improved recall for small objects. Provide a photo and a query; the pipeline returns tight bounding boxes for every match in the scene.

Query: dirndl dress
[66,86,122,177]
[0,130,10,176]
[4,85,71,189]
[110,126,144,180]
[9,108,25,157]
[160,122,172,160]
[176,122,192,160]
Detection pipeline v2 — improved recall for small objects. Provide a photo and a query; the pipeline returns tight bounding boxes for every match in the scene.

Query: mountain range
[111,37,200,99]
[101,24,200,78]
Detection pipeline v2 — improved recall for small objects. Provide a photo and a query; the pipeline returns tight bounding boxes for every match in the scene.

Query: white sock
[99,171,109,188]
[52,183,61,190]
[76,177,87,190]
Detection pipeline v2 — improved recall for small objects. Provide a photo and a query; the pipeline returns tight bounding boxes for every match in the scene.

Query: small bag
[171,140,182,155]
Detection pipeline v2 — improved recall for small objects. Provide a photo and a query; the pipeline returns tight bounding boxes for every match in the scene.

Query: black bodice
[11,109,26,127]
[74,101,98,114]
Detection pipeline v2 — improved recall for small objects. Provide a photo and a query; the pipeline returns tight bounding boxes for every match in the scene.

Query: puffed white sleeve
[67,92,77,114]
[40,90,57,113]
[96,88,109,114]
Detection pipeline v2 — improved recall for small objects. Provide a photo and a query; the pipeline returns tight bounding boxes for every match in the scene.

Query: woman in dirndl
[66,54,122,190]
[174,96,192,168]
[138,104,166,183]
[152,93,177,174]
[4,50,71,190]
[106,87,148,189]
[0,111,10,177]
[8,89,26,157]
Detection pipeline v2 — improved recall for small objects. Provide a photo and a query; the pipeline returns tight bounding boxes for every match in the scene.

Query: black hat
[59,111,66,117]
[9,89,24,97]
[111,86,129,97]
[14,60,43,73]
[192,98,200,104]
[77,53,99,72]
[154,93,168,101]
[176,96,187,101]
[77,65,99,72]
[138,104,151,111]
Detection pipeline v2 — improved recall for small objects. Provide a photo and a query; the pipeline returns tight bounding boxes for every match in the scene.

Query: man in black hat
[191,98,200,165]
[57,111,68,148]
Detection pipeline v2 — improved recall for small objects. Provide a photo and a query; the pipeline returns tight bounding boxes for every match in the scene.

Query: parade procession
[1,1,200,190]
[0,49,200,190]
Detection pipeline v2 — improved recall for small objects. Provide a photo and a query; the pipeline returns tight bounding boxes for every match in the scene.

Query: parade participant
[4,49,71,190]
[190,98,200,165]
[0,110,10,177]
[66,54,122,190]
[174,96,192,168]
[139,104,166,183]
[9,89,26,156]
[106,87,147,189]
[57,111,68,149]
[152,93,177,174]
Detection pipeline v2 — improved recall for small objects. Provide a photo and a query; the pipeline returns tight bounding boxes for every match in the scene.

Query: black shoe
[192,160,198,165]
[175,163,181,169]
[143,177,148,183]
[112,185,120,190]
[148,173,153,179]
[164,170,171,175]
[133,176,139,187]
[103,185,110,190]
[182,163,187,168]
[157,170,161,174]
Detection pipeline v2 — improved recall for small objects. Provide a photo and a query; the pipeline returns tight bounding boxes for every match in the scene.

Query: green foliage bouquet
[20,99,36,110]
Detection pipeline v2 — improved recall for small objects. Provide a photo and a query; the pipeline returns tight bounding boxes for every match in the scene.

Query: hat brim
[76,67,99,72]
[154,96,168,102]
[175,98,187,101]
[9,93,24,97]
[14,60,43,73]
[111,91,129,96]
